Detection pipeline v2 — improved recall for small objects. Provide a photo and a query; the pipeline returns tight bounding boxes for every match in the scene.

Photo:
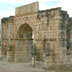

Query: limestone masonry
[1,2,72,66]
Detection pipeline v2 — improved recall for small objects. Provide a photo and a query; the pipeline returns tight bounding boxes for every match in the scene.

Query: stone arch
[17,23,33,38]
[15,22,34,38]
[14,23,34,62]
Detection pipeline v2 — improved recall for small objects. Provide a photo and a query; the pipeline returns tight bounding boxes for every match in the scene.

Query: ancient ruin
[1,2,72,66]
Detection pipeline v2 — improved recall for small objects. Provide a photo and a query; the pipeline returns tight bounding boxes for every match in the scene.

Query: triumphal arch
[1,2,72,65]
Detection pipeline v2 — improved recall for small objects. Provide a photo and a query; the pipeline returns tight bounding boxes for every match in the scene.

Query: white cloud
[0,8,14,19]
[0,0,59,4]
[0,0,56,19]
[54,0,72,17]
[0,0,72,20]
[40,0,72,17]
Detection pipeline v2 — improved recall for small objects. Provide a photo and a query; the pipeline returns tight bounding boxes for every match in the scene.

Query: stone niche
[15,2,39,16]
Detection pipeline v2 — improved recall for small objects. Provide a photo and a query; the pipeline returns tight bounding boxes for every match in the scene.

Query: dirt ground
[0,61,49,72]
[0,61,72,72]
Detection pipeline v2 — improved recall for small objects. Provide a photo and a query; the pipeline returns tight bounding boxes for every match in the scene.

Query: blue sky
[0,1,60,11]
[0,3,22,11]
[43,1,60,7]
[0,0,72,19]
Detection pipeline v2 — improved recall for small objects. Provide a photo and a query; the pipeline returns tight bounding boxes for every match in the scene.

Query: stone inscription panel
[15,2,39,16]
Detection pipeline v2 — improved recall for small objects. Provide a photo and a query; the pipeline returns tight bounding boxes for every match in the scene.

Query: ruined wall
[69,18,72,49]
[35,8,62,65]
[15,2,39,16]
[1,2,72,66]
[1,16,15,61]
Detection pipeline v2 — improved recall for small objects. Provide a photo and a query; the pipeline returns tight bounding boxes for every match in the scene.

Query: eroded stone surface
[1,2,72,66]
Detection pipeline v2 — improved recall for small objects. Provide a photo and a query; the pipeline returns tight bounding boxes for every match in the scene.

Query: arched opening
[16,24,34,62]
